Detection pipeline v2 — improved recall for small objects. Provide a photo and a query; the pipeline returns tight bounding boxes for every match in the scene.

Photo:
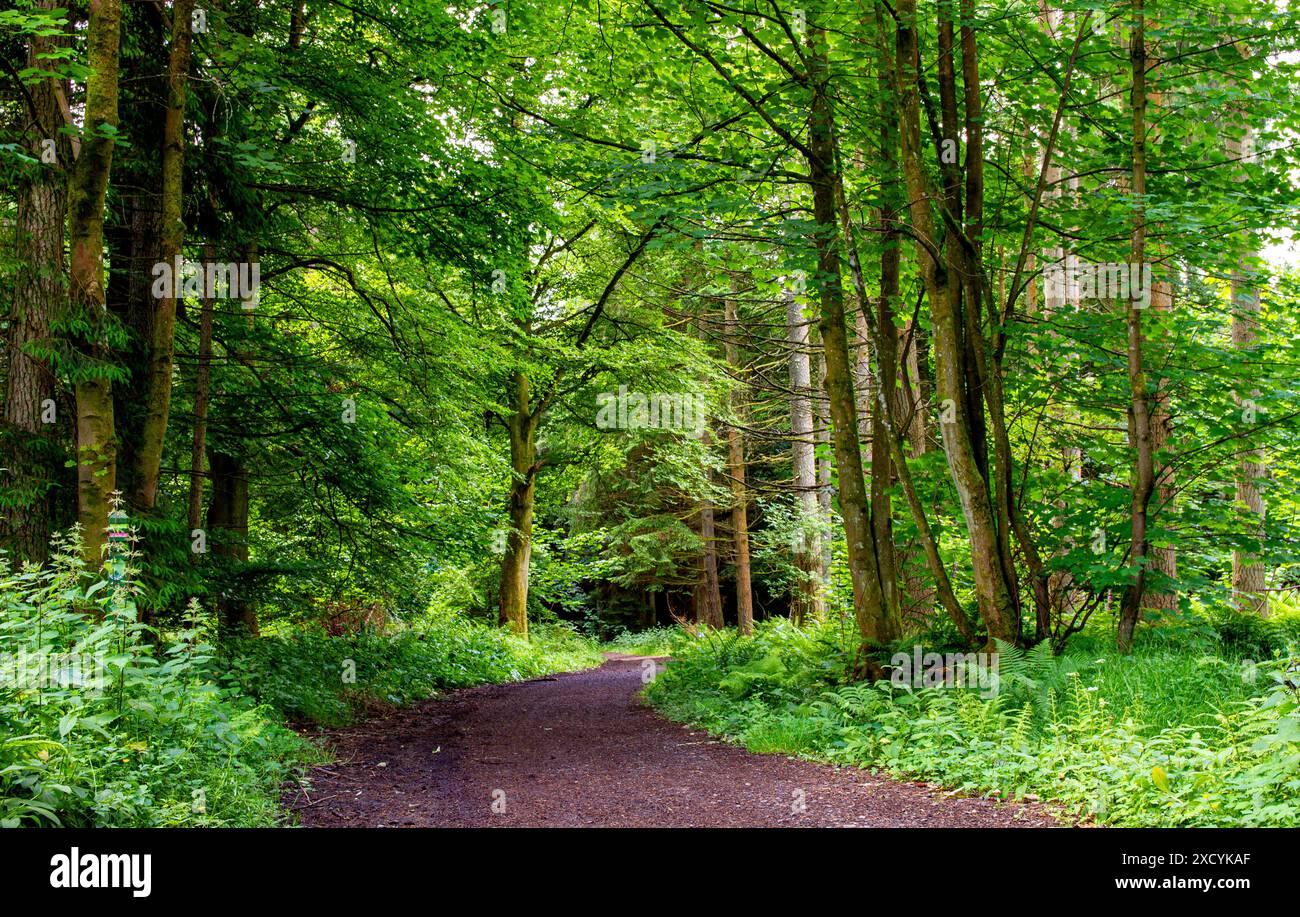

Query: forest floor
[288,654,1063,827]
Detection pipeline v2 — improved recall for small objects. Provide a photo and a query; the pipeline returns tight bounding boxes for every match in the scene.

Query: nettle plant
[0,531,305,827]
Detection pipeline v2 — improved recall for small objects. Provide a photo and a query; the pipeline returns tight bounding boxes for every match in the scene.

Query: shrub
[0,537,313,827]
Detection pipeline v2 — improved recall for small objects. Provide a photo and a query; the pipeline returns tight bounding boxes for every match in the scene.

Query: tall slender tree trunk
[723,285,754,634]
[1117,0,1156,653]
[132,0,196,511]
[693,428,724,629]
[68,0,124,567]
[894,0,1018,644]
[1227,121,1267,614]
[1141,58,1177,616]
[875,3,935,626]
[786,288,824,624]
[807,24,895,646]
[187,246,216,548]
[207,245,258,635]
[1147,276,1177,615]
[815,350,833,578]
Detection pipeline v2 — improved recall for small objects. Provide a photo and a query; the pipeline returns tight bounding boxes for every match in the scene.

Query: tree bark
[723,285,754,634]
[815,350,833,578]
[498,370,538,636]
[807,24,895,646]
[187,246,216,545]
[786,288,824,624]
[3,0,69,561]
[67,0,124,567]
[132,0,196,511]
[1227,121,1267,614]
[693,427,724,630]
[1117,0,1156,653]
[893,0,1018,644]
[207,447,257,634]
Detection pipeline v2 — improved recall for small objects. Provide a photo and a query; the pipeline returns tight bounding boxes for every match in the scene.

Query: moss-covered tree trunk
[498,371,538,636]
[68,0,124,567]
[132,0,196,510]
[807,24,895,646]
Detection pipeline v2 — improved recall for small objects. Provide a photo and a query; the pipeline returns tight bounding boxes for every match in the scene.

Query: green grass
[644,617,1300,827]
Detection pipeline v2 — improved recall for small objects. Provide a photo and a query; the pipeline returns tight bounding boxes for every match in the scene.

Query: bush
[0,535,604,827]
[1198,600,1300,659]
[0,537,314,827]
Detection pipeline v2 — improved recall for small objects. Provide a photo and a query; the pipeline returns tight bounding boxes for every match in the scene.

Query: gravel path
[290,654,1061,828]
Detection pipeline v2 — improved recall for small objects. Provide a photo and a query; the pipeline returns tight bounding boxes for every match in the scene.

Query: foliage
[0,535,603,827]
[603,626,687,657]
[646,620,1300,826]
[0,537,314,827]
[222,618,603,727]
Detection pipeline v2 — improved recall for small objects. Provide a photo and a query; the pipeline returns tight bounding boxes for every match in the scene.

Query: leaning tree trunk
[67,0,124,568]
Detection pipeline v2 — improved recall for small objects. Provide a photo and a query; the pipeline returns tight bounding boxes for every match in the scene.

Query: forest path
[290,654,1060,827]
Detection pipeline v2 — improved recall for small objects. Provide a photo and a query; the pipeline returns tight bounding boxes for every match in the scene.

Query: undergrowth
[603,625,687,657]
[644,616,1300,827]
[0,537,603,827]
[222,617,605,727]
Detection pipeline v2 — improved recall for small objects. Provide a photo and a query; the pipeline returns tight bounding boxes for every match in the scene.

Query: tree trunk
[67,0,124,567]
[1118,0,1155,653]
[723,286,754,635]
[187,246,216,546]
[3,0,69,561]
[807,24,895,646]
[498,370,538,636]
[894,0,1018,644]
[1228,121,1267,614]
[693,428,724,629]
[815,350,833,579]
[207,448,257,635]
[786,288,824,624]
[132,0,196,511]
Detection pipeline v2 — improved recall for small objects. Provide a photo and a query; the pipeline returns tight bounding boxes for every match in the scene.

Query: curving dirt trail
[289,654,1061,828]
